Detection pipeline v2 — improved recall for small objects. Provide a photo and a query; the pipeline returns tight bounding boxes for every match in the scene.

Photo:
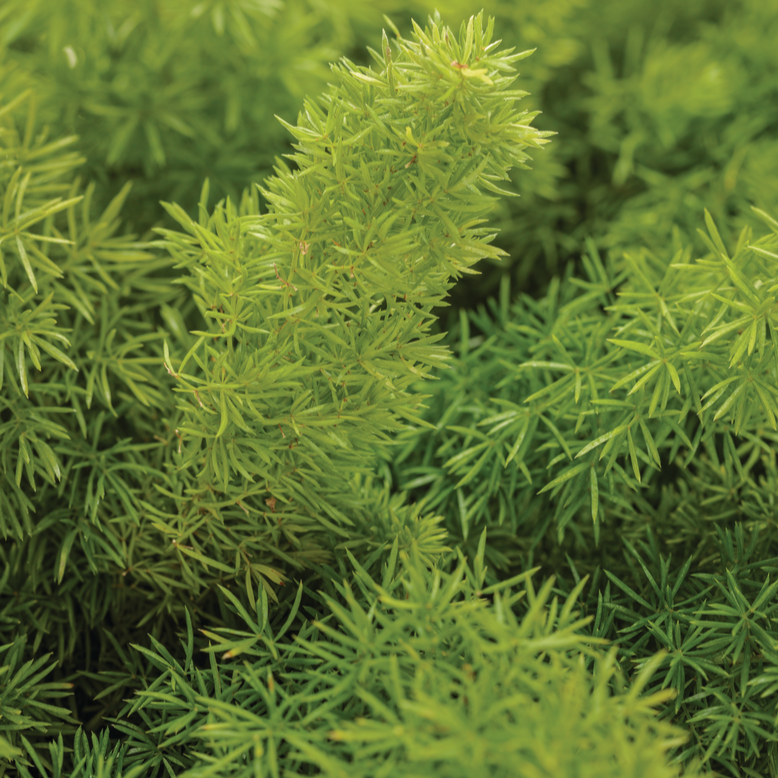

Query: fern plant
[4,2,777,776]
[386,205,778,774]
[149,9,550,594]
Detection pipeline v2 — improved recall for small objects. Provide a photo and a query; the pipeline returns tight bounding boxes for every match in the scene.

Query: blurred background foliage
[3,0,776,296]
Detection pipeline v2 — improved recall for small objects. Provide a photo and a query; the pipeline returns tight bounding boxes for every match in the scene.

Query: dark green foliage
[377,0,778,306]
[390,207,778,773]
[0,0,369,229]
[0,634,76,766]
[105,550,695,778]
[10,548,697,778]
[395,206,778,544]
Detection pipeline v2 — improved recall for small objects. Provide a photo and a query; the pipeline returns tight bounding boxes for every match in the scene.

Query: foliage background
[2,0,778,776]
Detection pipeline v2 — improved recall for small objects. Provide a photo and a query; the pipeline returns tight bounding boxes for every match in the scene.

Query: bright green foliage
[3,0,778,777]
[5,12,678,776]
[0,96,177,559]
[8,10,553,659]
[1,3,551,666]
[149,10,549,589]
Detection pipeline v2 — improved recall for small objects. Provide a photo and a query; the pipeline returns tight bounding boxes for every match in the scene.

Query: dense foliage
[2,0,778,777]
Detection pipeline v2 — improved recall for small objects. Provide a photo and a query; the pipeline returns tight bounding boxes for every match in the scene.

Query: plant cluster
[2,1,778,777]
[389,207,778,773]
